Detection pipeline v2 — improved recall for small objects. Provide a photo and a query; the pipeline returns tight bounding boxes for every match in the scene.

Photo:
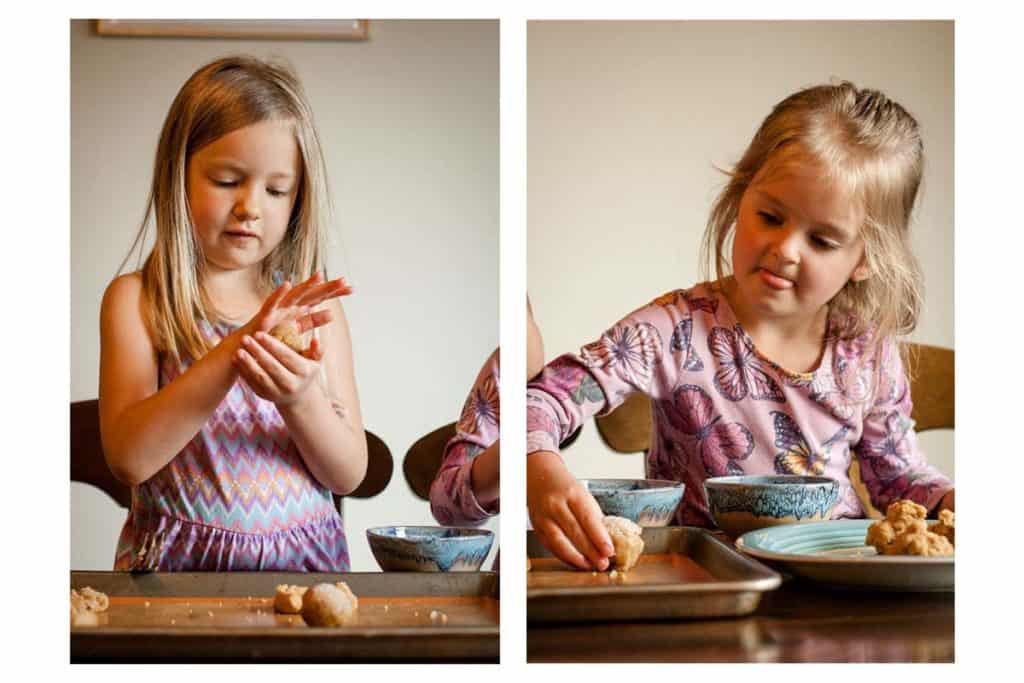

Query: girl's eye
[811,235,838,250]
[267,188,288,198]
[213,179,238,188]
[757,211,782,225]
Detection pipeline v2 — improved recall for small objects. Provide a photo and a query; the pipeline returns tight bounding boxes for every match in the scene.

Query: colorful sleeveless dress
[113,320,349,572]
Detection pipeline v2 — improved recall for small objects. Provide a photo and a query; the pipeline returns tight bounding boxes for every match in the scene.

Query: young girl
[526,81,955,571]
[429,297,545,525]
[100,56,366,572]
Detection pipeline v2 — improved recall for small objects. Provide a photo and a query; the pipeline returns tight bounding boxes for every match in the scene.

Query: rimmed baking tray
[527,527,780,623]
[71,570,498,662]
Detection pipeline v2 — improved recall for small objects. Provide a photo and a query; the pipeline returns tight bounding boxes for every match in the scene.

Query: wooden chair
[403,422,584,502]
[593,343,954,518]
[70,399,394,513]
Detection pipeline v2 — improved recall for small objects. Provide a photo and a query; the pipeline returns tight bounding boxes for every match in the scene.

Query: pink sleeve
[526,298,680,455]
[429,350,500,526]
[853,339,953,513]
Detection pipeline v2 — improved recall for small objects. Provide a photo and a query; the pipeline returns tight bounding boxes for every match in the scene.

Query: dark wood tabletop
[527,579,953,663]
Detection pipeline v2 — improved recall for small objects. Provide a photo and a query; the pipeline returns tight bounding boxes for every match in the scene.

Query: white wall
[528,21,954,481]
[70,19,499,571]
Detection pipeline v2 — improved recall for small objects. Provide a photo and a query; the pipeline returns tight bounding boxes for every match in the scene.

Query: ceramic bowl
[583,479,685,526]
[704,475,840,537]
[366,526,494,572]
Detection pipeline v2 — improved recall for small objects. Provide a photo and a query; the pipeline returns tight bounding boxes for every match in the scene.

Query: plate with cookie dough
[735,501,954,592]
[527,521,781,623]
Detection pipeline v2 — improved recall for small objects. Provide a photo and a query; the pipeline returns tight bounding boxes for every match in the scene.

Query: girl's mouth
[758,268,794,290]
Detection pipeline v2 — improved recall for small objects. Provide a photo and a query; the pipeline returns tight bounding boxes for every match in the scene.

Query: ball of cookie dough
[602,515,644,572]
[301,582,359,627]
[274,584,307,614]
[930,509,955,546]
[269,321,305,353]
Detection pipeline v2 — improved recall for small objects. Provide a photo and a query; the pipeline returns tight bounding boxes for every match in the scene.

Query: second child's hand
[527,450,614,571]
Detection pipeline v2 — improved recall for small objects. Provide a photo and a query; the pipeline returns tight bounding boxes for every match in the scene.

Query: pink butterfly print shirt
[430,349,501,526]
[526,283,953,527]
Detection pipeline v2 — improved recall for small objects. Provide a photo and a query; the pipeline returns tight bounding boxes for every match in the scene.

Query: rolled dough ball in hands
[301,582,359,627]
[602,515,644,572]
[269,320,306,353]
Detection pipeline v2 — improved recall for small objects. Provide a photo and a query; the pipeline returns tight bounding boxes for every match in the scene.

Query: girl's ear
[850,259,871,283]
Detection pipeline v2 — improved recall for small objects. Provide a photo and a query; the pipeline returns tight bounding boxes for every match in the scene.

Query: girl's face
[731,157,870,326]
[186,119,301,275]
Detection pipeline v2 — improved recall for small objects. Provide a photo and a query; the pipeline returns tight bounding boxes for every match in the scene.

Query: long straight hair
[121,55,331,361]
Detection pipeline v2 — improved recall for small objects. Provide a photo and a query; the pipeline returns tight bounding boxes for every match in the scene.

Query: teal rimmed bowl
[366,526,494,572]
[704,475,839,537]
[583,479,685,526]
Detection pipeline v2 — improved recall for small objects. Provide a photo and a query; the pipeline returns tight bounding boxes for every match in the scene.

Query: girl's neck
[202,264,267,324]
[721,277,830,373]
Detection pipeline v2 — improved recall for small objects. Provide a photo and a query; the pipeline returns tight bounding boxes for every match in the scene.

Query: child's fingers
[294,278,351,307]
[303,336,324,361]
[296,308,334,333]
[535,519,592,571]
[234,348,276,395]
[261,281,292,316]
[552,504,605,571]
[245,334,305,385]
[571,493,615,560]
[280,272,324,307]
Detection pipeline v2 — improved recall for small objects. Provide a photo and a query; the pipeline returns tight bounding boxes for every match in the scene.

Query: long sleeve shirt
[526,283,953,527]
[430,349,501,526]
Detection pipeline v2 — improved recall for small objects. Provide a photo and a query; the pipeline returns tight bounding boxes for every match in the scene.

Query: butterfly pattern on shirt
[771,411,851,476]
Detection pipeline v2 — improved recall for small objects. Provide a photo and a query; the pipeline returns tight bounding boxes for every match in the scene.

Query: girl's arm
[853,338,954,514]
[99,273,243,485]
[429,350,500,525]
[526,296,681,569]
[100,273,350,487]
[241,296,367,495]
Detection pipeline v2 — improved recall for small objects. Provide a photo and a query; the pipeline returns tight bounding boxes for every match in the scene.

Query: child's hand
[527,450,614,571]
[243,272,352,341]
[234,329,327,406]
[233,272,350,406]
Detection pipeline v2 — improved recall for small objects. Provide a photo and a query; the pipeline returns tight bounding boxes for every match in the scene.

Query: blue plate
[736,520,953,592]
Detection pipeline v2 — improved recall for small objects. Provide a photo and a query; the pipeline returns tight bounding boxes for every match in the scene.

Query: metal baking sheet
[527,527,780,623]
[71,571,498,662]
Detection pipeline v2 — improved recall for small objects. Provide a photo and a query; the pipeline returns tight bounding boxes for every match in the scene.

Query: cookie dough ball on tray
[274,584,307,614]
[603,515,644,572]
[301,582,359,627]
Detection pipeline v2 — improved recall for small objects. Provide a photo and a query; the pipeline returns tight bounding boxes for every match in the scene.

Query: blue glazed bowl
[704,475,840,537]
[366,526,494,572]
[583,479,685,527]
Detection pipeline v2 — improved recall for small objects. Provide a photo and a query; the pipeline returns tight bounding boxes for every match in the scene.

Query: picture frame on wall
[94,19,370,41]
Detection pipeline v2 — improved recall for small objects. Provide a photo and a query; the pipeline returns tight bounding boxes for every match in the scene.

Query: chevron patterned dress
[113,320,350,572]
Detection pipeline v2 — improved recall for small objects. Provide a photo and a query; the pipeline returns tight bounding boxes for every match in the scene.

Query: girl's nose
[772,227,801,264]
[233,186,261,222]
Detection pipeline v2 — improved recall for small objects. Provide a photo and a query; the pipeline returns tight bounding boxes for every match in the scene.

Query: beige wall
[528,21,954,481]
[70,19,498,571]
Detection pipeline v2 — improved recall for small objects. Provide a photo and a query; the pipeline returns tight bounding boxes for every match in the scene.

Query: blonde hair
[701,81,924,346]
[121,55,331,361]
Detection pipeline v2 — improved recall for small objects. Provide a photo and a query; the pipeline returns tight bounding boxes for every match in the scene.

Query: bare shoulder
[100,272,153,347]
[101,272,144,318]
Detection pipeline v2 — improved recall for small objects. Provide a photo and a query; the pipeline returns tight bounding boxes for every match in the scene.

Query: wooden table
[528,580,953,662]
